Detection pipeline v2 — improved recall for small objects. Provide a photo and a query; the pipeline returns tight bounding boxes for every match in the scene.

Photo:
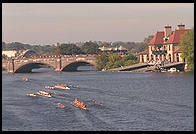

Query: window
[151,55,154,61]
[169,54,171,62]
[176,53,179,62]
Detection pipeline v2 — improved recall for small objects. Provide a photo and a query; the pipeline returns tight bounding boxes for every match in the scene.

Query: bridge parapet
[2,54,98,73]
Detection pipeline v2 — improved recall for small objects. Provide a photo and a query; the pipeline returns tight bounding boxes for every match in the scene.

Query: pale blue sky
[2,3,194,45]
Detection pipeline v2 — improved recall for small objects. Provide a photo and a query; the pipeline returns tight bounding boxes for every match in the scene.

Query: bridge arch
[14,62,56,73]
[61,61,96,71]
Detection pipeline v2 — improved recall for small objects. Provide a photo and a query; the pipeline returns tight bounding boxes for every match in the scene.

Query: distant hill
[2,42,56,56]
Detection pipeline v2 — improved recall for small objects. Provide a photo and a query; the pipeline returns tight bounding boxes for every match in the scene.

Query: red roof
[149,29,190,45]
[138,49,148,55]
[165,29,190,44]
[148,31,164,45]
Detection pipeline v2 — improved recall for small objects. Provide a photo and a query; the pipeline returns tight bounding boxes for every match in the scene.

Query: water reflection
[31,65,96,73]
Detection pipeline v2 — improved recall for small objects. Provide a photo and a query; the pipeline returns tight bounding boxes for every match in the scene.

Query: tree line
[2,35,154,56]
[179,28,194,72]
[96,53,139,71]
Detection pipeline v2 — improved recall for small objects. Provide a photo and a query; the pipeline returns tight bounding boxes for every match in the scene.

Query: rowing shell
[57,102,65,109]
[71,102,86,110]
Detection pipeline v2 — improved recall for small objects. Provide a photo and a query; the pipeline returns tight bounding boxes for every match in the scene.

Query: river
[2,67,194,131]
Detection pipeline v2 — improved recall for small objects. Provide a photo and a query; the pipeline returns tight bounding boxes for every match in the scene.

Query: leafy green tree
[113,60,124,68]
[121,54,138,61]
[120,54,139,66]
[143,35,154,44]
[42,45,56,56]
[105,54,121,69]
[81,41,100,54]
[179,28,194,71]
[59,43,82,55]
[138,35,154,52]
[124,60,139,66]
[100,42,111,47]
[96,53,139,70]
[96,53,109,71]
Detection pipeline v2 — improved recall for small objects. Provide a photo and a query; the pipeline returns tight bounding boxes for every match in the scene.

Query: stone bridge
[2,55,98,73]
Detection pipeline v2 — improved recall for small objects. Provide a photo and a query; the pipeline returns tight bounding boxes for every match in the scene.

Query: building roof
[165,29,190,44]
[99,46,112,51]
[99,45,128,51]
[137,49,149,55]
[148,31,164,45]
[148,29,190,45]
[118,45,128,51]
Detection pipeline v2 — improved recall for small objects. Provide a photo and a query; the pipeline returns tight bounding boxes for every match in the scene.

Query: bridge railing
[3,54,98,60]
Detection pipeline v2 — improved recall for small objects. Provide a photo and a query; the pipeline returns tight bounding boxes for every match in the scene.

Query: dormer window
[163,37,169,41]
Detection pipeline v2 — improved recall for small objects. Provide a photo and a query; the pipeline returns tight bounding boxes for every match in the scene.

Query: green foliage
[2,42,6,50]
[122,54,139,66]
[96,53,139,70]
[143,35,154,44]
[96,53,109,71]
[59,43,82,55]
[42,45,56,56]
[179,28,194,71]
[105,54,121,69]
[108,54,120,63]
[81,41,100,54]
[121,54,137,61]
[138,35,154,52]
[124,60,139,66]
[100,42,111,47]
[4,42,31,51]
[2,42,57,56]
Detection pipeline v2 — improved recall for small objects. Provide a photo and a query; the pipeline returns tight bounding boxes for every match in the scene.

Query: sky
[2,3,194,45]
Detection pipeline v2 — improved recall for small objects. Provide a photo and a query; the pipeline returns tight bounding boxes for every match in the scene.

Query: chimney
[177,24,185,30]
[164,25,172,38]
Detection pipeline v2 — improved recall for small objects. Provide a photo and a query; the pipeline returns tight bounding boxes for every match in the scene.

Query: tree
[81,41,100,54]
[96,53,139,70]
[100,42,111,47]
[105,54,121,69]
[96,53,109,71]
[137,35,154,52]
[179,28,194,71]
[42,45,56,56]
[143,35,154,44]
[121,54,138,61]
[124,59,139,66]
[59,43,82,55]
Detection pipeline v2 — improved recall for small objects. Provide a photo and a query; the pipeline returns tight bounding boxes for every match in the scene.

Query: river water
[2,68,194,131]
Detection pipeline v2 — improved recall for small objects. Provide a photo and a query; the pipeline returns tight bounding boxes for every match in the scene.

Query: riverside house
[138,24,190,64]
